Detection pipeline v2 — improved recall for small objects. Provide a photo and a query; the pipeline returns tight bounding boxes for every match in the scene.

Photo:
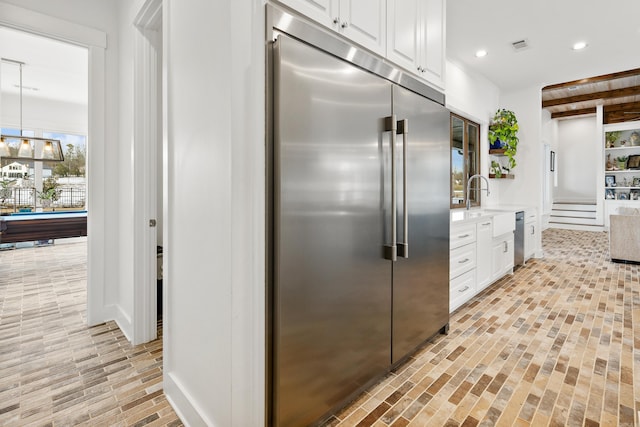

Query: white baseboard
[164,372,210,427]
[113,304,133,342]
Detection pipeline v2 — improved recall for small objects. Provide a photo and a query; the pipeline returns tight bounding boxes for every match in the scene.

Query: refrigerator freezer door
[273,35,393,427]
[391,85,450,363]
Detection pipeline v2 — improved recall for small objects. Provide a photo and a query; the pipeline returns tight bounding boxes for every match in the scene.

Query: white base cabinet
[450,211,516,313]
[449,222,476,312]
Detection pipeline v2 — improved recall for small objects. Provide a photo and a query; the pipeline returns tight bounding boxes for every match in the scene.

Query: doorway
[0,2,109,327]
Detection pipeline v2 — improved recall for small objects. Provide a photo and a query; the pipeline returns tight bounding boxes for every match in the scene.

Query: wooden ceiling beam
[550,107,596,119]
[603,101,640,113]
[605,112,640,124]
[542,68,640,91]
[542,85,640,108]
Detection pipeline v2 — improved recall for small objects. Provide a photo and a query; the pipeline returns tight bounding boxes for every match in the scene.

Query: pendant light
[0,137,9,157]
[0,58,64,162]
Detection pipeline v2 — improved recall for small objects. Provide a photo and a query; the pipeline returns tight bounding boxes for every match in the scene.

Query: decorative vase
[618,161,627,170]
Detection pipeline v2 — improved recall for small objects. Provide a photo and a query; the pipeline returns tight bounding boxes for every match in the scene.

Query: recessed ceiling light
[572,42,587,50]
[475,50,487,58]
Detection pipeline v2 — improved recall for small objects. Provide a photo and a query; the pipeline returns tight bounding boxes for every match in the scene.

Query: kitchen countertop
[450,205,534,224]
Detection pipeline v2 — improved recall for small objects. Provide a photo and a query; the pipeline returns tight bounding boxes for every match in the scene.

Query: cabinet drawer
[450,243,476,279]
[450,223,476,249]
[450,269,476,312]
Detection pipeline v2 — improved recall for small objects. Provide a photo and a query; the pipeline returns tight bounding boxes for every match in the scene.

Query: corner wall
[162,0,265,425]
[495,86,544,255]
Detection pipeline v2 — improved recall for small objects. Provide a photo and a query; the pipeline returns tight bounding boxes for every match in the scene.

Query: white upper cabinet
[387,0,445,89]
[386,0,420,73]
[276,0,385,55]
[274,0,445,88]
[338,0,386,55]
[276,0,338,28]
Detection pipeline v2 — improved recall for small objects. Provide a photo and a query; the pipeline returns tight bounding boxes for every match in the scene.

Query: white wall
[445,60,500,205]
[488,86,544,255]
[162,0,265,425]
[541,109,556,226]
[1,92,87,134]
[554,116,598,203]
[490,86,543,207]
[446,60,499,125]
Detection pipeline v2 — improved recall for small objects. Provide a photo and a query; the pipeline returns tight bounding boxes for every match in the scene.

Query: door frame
[0,2,108,326]
[133,0,163,344]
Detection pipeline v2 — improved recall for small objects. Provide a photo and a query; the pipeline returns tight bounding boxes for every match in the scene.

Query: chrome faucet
[466,174,490,210]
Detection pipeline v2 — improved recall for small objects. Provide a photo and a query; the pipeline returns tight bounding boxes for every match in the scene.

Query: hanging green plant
[488,108,519,170]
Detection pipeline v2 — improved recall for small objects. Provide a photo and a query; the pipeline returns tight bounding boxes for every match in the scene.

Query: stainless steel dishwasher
[515,211,525,266]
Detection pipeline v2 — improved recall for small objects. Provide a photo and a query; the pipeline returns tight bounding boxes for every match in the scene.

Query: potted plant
[37,177,61,210]
[606,131,621,148]
[0,180,14,203]
[616,156,628,170]
[490,160,503,178]
[488,108,519,170]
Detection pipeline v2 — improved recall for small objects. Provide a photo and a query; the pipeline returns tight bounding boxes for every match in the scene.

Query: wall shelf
[489,174,514,179]
[604,123,640,202]
[488,148,507,155]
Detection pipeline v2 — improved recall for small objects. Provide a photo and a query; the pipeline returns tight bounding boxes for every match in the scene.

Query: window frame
[450,113,481,209]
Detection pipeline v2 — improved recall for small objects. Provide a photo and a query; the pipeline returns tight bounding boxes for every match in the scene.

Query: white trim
[132,0,163,345]
[164,373,211,426]
[0,3,106,48]
[0,4,108,327]
[86,45,107,326]
[114,304,134,342]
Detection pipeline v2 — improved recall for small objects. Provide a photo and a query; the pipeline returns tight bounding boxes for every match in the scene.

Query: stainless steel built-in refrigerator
[271,30,450,427]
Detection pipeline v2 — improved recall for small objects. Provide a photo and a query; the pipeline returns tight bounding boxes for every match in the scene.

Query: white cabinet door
[386,0,421,74]
[339,0,386,55]
[476,220,492,291]
[421,0,444,87]
[386,0,445,88]
[504,235,514,273]
[277,0,338,28]
[492,233,514,282]
[525,221,535,259]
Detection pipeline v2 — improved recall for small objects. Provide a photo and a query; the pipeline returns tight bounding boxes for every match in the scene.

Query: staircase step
[550,210,596,219]
[547,222,605,232]
[552,203,597,212]
[549,216,599,225]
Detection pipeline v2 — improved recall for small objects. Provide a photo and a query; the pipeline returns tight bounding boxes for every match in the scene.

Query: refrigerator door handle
[397,119,409,258]
[384,115,397,261]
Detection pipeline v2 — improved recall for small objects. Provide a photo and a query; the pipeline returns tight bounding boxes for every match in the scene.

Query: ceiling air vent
[511,39,529,51]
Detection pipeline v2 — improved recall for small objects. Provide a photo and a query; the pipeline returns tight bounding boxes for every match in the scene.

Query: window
[451,114,480,208]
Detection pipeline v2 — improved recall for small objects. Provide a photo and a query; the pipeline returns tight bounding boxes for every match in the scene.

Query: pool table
[0,211,87,244]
